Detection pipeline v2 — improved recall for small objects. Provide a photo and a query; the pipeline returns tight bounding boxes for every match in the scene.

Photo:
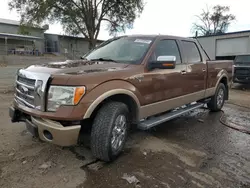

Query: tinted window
[235,55,250,63]
[149,39,182,64]
[182,41,201,63]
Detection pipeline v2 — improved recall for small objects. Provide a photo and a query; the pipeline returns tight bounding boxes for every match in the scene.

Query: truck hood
[24,60,130,75]
[22,59,143,88]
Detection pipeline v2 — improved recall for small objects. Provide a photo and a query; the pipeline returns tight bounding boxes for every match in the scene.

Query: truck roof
[121,34,196,42]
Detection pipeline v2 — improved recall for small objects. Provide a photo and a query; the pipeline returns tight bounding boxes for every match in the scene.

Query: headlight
[47,86,86,111]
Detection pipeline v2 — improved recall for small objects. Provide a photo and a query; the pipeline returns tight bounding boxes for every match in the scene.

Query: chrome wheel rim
[111,115,127,152]
[217,88,224,108]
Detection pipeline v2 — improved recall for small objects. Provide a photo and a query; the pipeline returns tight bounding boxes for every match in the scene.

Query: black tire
[207,83,226,112]
[90,101,130,162]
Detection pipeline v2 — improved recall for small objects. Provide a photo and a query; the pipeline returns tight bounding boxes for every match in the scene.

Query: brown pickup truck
[9,35,233,161]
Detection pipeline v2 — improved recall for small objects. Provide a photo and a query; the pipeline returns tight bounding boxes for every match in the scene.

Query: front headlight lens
[47,86,85,112]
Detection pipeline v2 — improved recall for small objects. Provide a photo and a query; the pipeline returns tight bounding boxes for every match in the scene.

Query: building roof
[0,18,20,26]
[0,33,44,40]
[0,18,47,30]
[196,30,250,38]
[45,33,104,43]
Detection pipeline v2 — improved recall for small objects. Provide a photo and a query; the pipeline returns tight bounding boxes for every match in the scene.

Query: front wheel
[90,101,130,162]
[207,83,226,112]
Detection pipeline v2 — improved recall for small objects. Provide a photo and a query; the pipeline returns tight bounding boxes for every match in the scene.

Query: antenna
[195,31,211,61]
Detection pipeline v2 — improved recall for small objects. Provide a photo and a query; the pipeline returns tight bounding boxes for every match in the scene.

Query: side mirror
[148,55,176,70]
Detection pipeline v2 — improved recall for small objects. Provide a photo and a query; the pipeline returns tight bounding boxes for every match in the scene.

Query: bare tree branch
[192,5,235,36]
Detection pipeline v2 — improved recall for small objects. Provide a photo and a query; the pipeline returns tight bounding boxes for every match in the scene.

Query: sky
[1,0,250,40]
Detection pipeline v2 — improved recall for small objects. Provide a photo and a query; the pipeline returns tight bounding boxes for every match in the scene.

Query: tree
[18,25,31,35]
[9,0,144,49]
[192,5,236,36]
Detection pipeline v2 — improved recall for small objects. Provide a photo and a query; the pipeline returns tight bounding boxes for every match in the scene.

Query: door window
[182,41,202,63]
[149,39,182,64]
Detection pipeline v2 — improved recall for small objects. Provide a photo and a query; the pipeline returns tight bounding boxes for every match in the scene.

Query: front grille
[16,84,34,96]
[235,68,250,75]
[15,75,35,108]
[235,76,250,81]
[17,76,36,86]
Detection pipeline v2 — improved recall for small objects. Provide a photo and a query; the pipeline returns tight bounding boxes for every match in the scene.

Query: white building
[196,30,250,60]
[44,34,104,59]
[0,18,104,59]
[0,18,47,55]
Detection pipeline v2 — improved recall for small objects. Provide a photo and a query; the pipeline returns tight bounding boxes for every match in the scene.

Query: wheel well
[220,77,229,100]
[90,94,139,124]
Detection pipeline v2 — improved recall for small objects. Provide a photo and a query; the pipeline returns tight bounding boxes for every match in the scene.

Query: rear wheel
[207,83,226,112]
[90,101,130,162]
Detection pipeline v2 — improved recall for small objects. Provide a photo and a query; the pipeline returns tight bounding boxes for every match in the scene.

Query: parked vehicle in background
[9,35,233,162]
[233,55,250,84]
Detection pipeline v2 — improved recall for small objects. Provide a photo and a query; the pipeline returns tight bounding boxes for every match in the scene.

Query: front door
[137,38,190,117]
[180,40,207,100]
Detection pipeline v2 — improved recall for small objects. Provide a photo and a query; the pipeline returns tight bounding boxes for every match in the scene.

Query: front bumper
[233,76,250,83]
[233,66,250,83]
[9,106,81,146]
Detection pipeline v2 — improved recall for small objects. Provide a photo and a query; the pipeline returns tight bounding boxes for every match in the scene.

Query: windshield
[83,36,154,64]
[235,55,250,63]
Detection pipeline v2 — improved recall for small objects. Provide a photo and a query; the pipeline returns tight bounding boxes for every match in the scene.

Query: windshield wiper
[90,58,118,63]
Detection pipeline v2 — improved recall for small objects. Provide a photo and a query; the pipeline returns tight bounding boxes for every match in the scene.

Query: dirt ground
[0,65,250,188]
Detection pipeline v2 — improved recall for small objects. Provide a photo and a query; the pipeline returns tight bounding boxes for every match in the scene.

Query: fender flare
[215,70,229,89]
[214,70,230,99]
[83,88,141,119]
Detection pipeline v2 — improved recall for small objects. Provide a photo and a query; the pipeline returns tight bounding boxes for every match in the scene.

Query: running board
[138,103,205,130]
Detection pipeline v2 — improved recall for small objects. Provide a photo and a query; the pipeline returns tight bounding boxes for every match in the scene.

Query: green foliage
[192,5,236,36]
[9,0,144,49]
[17,25,31,35]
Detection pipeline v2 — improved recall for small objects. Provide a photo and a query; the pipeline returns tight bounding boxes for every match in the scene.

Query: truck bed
[207,60,233,88]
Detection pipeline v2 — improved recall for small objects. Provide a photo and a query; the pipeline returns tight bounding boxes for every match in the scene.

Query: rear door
[180,40,207,99]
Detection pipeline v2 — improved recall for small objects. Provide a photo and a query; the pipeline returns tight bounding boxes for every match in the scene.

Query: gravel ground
[0,65,23,93]
[0,65,250,188]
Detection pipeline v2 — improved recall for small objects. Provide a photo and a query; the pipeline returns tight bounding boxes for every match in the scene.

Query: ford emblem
[20,85,29,94]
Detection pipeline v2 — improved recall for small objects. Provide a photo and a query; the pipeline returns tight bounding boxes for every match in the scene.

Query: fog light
[43,130,53,141]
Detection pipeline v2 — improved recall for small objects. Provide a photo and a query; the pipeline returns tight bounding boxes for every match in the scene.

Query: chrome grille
[235,68,249,75]
[16,84,35,96]
[14,69,51,111]
[17,76,36,86]
[15,75,36,108]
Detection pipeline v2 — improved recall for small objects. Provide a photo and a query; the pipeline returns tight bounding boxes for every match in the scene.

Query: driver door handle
[181,70,187,75]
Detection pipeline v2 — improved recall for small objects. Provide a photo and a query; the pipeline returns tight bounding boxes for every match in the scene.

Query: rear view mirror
[148,55,176,70]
